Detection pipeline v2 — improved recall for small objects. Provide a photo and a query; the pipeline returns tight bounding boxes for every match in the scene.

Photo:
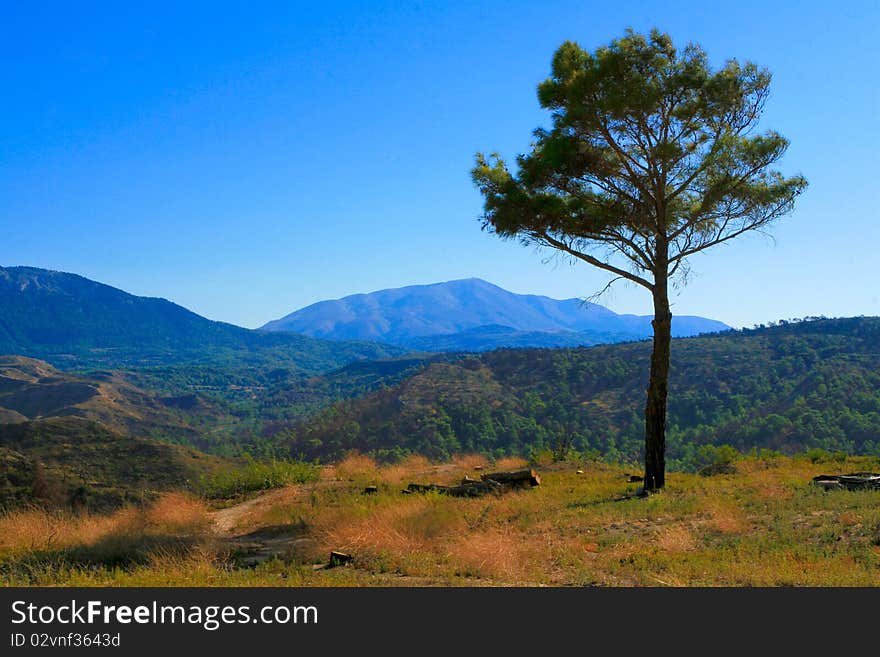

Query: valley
[1,268,878,591]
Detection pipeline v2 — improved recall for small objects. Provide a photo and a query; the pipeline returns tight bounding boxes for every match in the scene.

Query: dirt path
[210,485,303,534]
[207,484,318,567]
[206,463,478,569]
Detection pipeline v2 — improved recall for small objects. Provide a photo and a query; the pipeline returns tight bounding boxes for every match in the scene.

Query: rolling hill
[0,355,224,441]
[0,417,226,510]
[261,278,730,351]
[280,317,880,465]
[0,355,231,507]
[0,265,405,371]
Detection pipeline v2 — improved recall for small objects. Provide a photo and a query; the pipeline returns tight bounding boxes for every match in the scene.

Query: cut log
[444,479,504,497]
[405,479,504,498]
[813,479,843,491]
[404,469,541,498]
[837,473,880,490]
[406,483,448,494]
[481,469,541,487]
[812,473,880,491]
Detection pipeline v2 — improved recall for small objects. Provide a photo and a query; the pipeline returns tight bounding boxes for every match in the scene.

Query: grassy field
[1,453,879,586]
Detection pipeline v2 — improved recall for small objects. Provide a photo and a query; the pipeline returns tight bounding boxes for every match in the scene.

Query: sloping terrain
[0,265,405,370]
[283,317,880,464]
[0,355,222,441]
[0,417,225,509]
[0,356,231,508]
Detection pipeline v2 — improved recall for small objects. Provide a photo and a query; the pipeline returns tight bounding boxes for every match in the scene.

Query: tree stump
[328,551,353,568]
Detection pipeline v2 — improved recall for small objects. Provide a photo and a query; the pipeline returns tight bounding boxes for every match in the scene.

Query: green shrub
[679,444,740,476]
[200,458,319,499]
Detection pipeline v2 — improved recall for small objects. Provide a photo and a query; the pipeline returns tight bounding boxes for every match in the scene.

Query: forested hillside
[280,317,880,466]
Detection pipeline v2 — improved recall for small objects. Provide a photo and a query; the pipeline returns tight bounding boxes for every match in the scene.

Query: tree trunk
[644,275,672,492]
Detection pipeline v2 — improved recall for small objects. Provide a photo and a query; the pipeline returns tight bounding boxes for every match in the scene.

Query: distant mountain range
[0,266,404,370]
[261,278,730,351]
[1,268,729,366]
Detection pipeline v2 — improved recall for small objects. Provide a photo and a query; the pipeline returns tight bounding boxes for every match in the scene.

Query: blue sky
[2,1,877,329]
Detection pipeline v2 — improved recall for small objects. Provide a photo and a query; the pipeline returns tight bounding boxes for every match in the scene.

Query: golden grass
[314,496,470,558]
[703,500,748,534]
[3,455,880,586]
[493,456,528,471]
[0,493,210,559]
[656,524,697,553]
[146,493,210,532]
[452,454,489,471]
[333,454,378,480]
[374,455,433,485]
[0,507,134,555]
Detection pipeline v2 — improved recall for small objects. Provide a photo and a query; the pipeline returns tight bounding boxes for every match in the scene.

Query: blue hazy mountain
[0,265,404,371]
[261,278,730,351]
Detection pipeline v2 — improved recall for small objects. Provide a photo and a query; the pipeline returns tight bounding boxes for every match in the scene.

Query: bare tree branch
[538,231,654,290]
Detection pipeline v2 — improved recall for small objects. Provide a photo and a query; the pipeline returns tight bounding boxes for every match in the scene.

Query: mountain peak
[261,279,730,349]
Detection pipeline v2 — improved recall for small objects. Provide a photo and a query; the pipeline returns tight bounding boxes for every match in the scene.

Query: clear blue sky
[2,1,878,329]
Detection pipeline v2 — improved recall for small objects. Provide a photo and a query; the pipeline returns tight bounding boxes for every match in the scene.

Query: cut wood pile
[812,472,880,491]
[404,469,541,498]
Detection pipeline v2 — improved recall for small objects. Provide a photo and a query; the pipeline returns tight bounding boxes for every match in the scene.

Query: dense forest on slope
[278,318,880,466]
[5,316,879,473]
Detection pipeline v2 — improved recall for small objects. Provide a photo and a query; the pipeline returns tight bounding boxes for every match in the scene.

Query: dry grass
[145,493,210,532]
[0,493,210,561]
[375,455,434,485]
[656,524,697,553]
[333,454,379,480]
[493,456,528,471]
[0,507,137,555]
[452,454,489,471]
[703,500,748,534]
[3,455,880,586]
[314,496,469,558]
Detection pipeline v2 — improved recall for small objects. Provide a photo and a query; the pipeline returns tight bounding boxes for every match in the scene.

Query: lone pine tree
[472,29,806,491]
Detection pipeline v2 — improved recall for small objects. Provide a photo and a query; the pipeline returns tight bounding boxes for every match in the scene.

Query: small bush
[689,445,739,476]
[528,448,555,467]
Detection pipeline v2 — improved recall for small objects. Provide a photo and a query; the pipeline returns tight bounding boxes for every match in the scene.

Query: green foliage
[472,29,806,292]
[281,318,880,464]
[804,448,849,465]
[199,458,319,500]
[685,444,739,475]
[471,28,807,490]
